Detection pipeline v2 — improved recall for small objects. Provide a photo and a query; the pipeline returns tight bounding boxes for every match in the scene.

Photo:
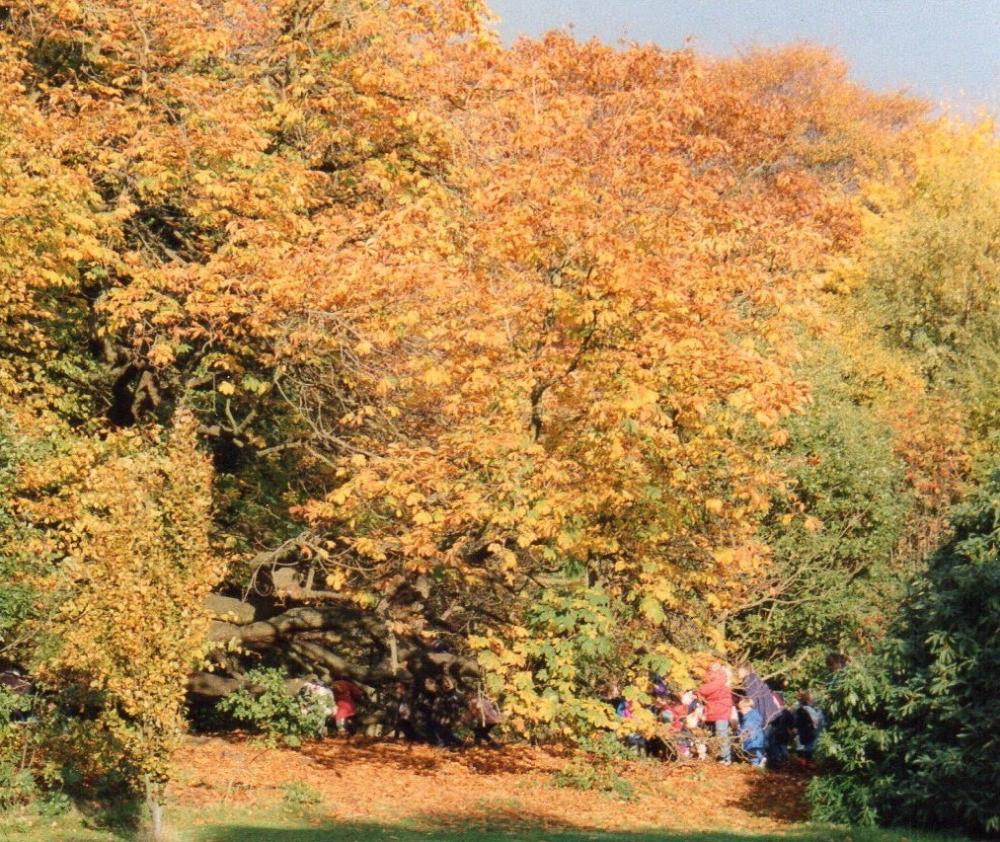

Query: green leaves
[809,468,1000,836]
[732,339,912,683]
[216,668,326,744]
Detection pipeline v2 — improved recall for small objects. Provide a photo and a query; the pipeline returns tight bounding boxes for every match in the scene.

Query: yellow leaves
[58,0,82,20]
[769,428,790,447]
[353,536,385,560]
[329,484,353,506]
[620,384,659,413]
[705,498,724,515]
[149,342,176,367]
[639,595,666,623]
[488,542,518,572]
[217,381,236,396]
[325,569,347,591]
[713,547,735,567]
[16,413,220,785]
[421,365,451,386]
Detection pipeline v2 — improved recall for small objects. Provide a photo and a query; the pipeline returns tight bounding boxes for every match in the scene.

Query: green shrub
[0,759,38,810]
[731,340,911,686]
[281,780,323,809]
[215,668,326,744]
[809,470,1000,836]
[553,760,635,801]
[0,686,37,810]
[553,734,641,802]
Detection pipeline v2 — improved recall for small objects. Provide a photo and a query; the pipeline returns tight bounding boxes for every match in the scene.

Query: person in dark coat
[793,690,825,760]
[389,681,417,741]
[736,663,781,725]
[737,663,787,765]
[415,676,462,747]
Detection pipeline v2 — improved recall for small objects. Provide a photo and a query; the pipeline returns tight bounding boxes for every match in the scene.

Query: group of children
[299,673,503,747]
[613,662,826,769]
[297,659,827,768]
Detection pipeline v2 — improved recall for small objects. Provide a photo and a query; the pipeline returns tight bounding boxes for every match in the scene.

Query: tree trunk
[143,776,166,841]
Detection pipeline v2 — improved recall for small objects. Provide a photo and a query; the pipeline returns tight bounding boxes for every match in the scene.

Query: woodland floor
[170,735,809,834]
[2,736,970,841]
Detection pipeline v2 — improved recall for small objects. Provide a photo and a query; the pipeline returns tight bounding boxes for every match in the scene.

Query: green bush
[552,761,635,801]
[0,759,38,810]
[281,780,323,809]
[552,732,644,801]
[215,668,327,745]
[731,341,911,685]
[809,471,1000,836]
[0,686,37,810]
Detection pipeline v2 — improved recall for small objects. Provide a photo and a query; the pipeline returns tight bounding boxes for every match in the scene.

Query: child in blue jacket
[737,697,766,767]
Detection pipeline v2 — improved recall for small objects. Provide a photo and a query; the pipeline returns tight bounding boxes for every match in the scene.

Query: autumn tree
[3,413,220,832]
[848,120,1000,446]
[277,36,932,728]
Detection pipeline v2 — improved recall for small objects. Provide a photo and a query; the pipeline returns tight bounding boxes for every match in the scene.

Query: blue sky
[489,1,999,114]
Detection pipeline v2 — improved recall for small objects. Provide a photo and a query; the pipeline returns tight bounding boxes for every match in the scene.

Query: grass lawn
[0,805,974,842]
[189,820,971,842]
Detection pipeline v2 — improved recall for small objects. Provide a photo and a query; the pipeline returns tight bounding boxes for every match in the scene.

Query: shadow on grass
[197,824,822,842]
[68,791,143,839]
[726,760,815,825]
[194,814,960,842]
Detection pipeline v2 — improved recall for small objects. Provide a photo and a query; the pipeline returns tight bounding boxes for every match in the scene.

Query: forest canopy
[0,0,997,832]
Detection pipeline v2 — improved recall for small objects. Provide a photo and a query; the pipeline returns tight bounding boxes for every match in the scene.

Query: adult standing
[697,663,735,764]
[736,663,780,725]
[736,663,785,766]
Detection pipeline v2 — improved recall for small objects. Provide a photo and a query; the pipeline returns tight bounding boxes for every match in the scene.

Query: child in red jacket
[697,663,735,764]
[331,677,366,735]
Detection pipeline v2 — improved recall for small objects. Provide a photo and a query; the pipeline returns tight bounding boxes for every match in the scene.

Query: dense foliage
[215,668,327,745]
[728,341,913,683]
[0,0,996,832]
[809,471,1000,836]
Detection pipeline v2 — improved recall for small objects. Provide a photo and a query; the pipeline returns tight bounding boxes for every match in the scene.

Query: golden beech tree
[1,0,487,436]
[10,412,220,829]
[0,72,114,418]
[849,120,1000,442]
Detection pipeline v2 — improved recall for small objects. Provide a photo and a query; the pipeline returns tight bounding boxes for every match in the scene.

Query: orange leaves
[12,412,223,784]
[269,32,886,685]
